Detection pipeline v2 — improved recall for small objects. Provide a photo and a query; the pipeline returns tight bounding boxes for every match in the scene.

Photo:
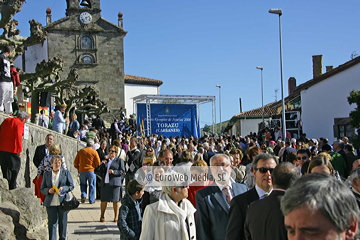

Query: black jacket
[33,144,47,168]
[126,148,142,174]
[226,187,259,240]
[0,54,11,82]
[244,190,287,240]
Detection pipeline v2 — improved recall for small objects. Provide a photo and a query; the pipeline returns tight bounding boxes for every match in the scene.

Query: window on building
[338,124,353,138]
[81,36,93,49]
[81,54,94,63]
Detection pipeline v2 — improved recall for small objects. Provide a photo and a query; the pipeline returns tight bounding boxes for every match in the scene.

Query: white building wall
[125,83,159,117]
[302,63,360,140]
[14,40,48,72]
[240,118,262,136]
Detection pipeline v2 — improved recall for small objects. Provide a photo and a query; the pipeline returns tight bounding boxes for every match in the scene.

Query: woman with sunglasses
[144,147,156,164]
[99,145,125,222]
[140,173,196,240]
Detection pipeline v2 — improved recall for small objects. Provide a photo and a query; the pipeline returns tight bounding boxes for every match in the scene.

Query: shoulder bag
[60,191,80,211]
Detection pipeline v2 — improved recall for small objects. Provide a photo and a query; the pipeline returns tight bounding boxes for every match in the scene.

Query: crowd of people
[2,105,360,239]
[47,118,360,239]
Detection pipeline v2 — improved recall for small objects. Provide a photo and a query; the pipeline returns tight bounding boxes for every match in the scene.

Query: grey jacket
[101,157,126,187]
[40,169,74,207]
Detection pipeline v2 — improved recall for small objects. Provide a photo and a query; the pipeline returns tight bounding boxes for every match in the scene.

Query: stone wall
[46,17,126,111]
[0,113,83,240]
[0,112,83,188]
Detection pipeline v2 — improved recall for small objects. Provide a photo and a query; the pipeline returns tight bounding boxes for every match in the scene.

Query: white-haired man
[196,154,248,240]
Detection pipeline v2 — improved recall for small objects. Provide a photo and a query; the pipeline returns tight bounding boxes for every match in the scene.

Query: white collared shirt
[215,178,235,199]
[50,169,61,206]
[105,158,115,183]
[255,184,272,199]
[352,187,360,196]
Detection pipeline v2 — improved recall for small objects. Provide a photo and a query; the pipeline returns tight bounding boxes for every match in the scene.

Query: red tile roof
[124,74,163,86]
[234,101,280,118]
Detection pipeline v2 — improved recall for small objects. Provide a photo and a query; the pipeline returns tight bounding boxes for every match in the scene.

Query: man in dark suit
[125,137,142,188]
[226,153,278,240]
[33,134,54,168]
[196,154,248,240]
[244,162,300,240]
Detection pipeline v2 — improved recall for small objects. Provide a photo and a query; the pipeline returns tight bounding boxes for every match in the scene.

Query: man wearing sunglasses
[244,162,300,240]
[226,153,277,240]
[296,148,311,174]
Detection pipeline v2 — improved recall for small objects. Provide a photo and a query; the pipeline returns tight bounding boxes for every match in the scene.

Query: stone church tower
[46,0,127,112]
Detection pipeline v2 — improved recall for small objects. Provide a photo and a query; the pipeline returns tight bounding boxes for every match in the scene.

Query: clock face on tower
[79,12,92,24]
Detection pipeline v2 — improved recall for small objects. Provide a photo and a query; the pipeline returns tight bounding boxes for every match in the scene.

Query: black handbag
[60,192,80,211]
[94,163,106,179]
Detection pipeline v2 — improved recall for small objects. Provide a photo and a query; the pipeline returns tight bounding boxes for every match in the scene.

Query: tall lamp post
[269,8,286,140]
[256,66,264,128]
[216,85,222,135]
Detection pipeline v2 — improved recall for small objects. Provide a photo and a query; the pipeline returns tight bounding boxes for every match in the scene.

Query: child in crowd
[118,180,145,240]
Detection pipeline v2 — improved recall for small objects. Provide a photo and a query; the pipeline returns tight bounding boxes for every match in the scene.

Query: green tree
[347,90,360,149]
[202,124,211,133]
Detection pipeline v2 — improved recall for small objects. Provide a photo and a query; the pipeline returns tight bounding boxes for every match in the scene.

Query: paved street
[66,185,120,240]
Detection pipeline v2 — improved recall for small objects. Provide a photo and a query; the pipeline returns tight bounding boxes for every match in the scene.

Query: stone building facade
[46,0,127,111]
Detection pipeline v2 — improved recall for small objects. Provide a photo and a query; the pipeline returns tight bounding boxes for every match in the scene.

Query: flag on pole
[141,116,145,137]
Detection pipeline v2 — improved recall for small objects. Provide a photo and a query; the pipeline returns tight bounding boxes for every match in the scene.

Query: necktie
[261,193,269,199]
[222,186,232,204]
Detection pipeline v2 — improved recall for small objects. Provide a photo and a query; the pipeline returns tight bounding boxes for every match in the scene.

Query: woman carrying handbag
[40,155,74,240]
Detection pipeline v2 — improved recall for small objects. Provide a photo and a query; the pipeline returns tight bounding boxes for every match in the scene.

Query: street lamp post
[256,66,264,128]
[269,8,286,140]
[216,85,222,135]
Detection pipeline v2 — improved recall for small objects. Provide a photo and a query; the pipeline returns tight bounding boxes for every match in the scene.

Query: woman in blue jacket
[41,155,74,240]
[99,145,126,222]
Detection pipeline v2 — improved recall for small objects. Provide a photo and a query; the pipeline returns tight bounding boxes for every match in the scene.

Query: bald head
[353,159,360,170]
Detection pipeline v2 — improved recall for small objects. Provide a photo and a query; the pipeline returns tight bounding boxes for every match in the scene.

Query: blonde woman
[140,173,196,240]
[37,144,67,177]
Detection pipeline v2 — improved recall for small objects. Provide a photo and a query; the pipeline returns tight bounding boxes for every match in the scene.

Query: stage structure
[133,95,216,137]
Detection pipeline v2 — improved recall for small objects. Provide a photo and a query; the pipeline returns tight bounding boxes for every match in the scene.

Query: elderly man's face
[284,205,356,240]
[210,155,232,184]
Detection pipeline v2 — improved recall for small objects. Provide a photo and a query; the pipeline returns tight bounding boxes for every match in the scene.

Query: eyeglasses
[109,150,117,153]
[213,163,231,167]
[178,182,189,189]
[255,167,274,174]
[297,156,307,160]
[147,150,153,152]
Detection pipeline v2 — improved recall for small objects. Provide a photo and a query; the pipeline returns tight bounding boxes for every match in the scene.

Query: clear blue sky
[15,0,360,127]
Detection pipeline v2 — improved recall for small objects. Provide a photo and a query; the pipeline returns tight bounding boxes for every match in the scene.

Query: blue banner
[137,104,200,138]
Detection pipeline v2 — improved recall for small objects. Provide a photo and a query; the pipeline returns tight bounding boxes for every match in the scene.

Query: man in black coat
[125,137,142,188]
[33,134,54,168]
[244,162,300,240]
[226,153,278,240]
[92,114,105,132]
